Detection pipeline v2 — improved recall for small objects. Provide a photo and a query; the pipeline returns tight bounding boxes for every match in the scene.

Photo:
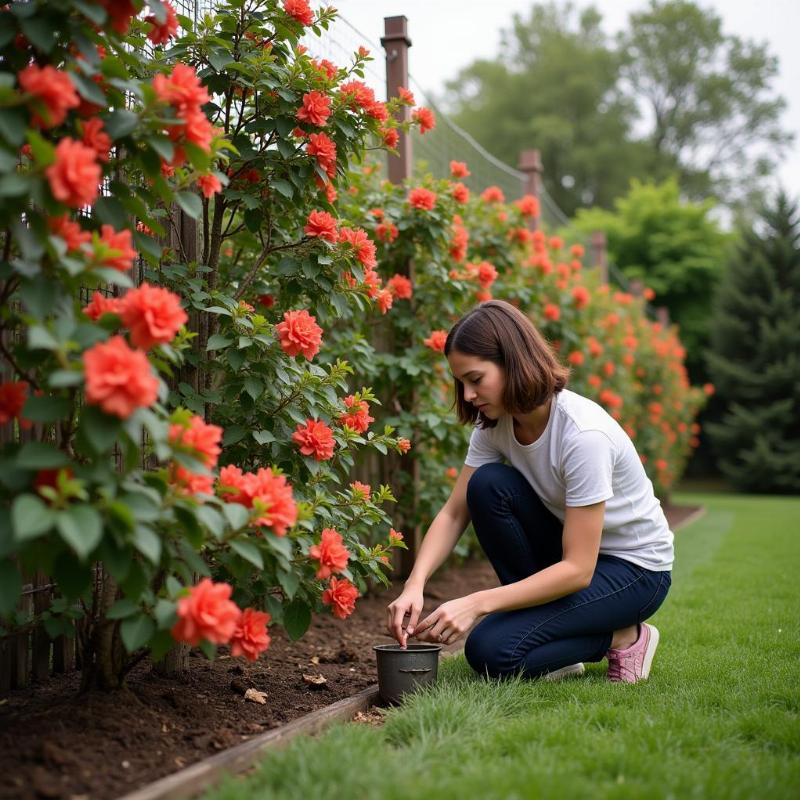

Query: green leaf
[20,277,58,320]
[0,172,32,197]
[56,504,103,560]
[17,442,68,469]
[22,395,70,423]
[265,533,293,562]
[230,539,263,569]
[104,109,138,140]
[244,376,263,400]
[146,135,174,163]
[20,15,59,53]
[252,430,275,445]
[0,107,28,147]
[196,505,224,539]
[283,599,311,640]
[153,598,176,629]
[79,405,123,453]
[271,179,294,199]
[206,333,232,351]
[93,196,129,229]
[52,551,92,599]
[222,426,246,446]
[107,598,139,620]
[222,503,250,531]
[48,370,84,388]
[175,191,202,219]
[28,325,60,350]
[120,613,155,652]
[133,525,162,565]
[71,72,106,106]
[0,560,22,616]
[277,567,299,600]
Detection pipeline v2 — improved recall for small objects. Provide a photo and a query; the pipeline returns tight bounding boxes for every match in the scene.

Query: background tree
[705,193,800,493]
[618,0,793,211]
[571,178,730,381]
[441,2,652,215]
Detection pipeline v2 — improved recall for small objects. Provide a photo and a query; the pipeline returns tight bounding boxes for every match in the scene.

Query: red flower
[424,330,447,352]
[230,608,271,661]
[18,64,79,128]
[197,173,222,198]
[46,138,101,208]
[178,107,214,152]
[309,528,350,579]
[543,304,560,321]
[388,274,412,299]
[321,576,359,620]
[338,227,377,269]
[169,415,222,468]
[397,437,411,454]
[703,383,715,396]
[397,87,415,105]
[408,187,437,210]
[276,309,323,360]
[549,236,564,250]
[153,64,210,111]
[217,465,298,535]
[389,528,404,544]
[98,0,137,33]
[567,351,585,366]
[171,579,241,647]
[314,58,338,79]
[572,285,590,309]
[477,261,498,289]
[297,90,331,127]
[170,466,214,498]
[570,244,585,258]
[97,225,138,272]
[451,182,470,204]
[0,381,28,425]
[412,107,435,134]
[83,336,158,418]
[283,0,314,25]
[450,160,470,178]
[146,1,179,45]
[292,418,335,461]
[350,481,371,500]
[380,127,399,148]
[305,210,338,242]
[49,216,91,252]
[339,395,374,433]
[82,291,122,321]
[376,288,393,314]
[257,293,275,308]
[339,79,375,109]
[481,186,505,204]
[80,119,111,163]
[514,194,540,218]
[306,132,337,178]
[375,222,399,243]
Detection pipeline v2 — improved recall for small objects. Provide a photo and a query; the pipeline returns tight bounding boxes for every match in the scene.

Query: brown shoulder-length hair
[444,300,569,428]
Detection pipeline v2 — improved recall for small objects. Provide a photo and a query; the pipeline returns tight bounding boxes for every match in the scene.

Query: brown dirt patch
[0,505,695,800]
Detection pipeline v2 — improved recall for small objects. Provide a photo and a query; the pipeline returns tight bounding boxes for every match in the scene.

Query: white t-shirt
[464,388,674,571]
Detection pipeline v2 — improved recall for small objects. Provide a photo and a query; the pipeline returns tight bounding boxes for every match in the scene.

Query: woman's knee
[464,625,521,678]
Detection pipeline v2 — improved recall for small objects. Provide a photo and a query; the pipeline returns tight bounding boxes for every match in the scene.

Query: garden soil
[0,503,697,800]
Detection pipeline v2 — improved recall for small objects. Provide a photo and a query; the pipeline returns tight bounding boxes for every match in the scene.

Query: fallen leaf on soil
[302,673,328,688]
[310,655,320,665]
[352,709,387,726]
[244,688,268,705]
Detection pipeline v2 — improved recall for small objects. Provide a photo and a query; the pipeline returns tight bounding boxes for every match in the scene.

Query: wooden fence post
[518,149,543,231]
[381,16,412,185]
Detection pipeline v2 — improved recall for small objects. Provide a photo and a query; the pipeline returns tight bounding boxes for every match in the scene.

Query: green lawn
[207,493,800,800]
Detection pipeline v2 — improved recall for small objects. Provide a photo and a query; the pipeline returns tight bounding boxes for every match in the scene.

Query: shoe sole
[640,623,660,680]
[542,662,586,682]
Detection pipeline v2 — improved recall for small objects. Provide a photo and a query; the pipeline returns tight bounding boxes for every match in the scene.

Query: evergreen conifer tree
[706,193,800,492]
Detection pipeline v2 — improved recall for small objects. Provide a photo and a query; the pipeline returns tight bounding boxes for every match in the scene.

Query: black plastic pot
[372,643,443,705]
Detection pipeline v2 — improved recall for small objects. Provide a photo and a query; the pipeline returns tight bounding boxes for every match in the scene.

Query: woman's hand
[386,584,425,649]
[413,594,484,647]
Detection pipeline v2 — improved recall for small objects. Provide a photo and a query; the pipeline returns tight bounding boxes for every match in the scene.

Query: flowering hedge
[0,0,431,688]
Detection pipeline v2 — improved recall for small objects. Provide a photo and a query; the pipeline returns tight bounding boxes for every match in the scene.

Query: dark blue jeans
[463,463,671,678]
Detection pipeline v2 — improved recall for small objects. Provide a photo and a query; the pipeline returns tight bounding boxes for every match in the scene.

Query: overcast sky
[330,0,800,200]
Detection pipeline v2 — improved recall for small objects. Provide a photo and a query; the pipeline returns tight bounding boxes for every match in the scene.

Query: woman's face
[447,350,506,419]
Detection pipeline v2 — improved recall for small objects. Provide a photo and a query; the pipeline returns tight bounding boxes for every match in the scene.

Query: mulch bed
[0,504,698,800]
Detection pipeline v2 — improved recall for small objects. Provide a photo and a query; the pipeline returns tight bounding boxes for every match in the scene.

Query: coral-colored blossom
[412,107,435,133]
[388,274,412,299]
[197,173,222,198]
[481,186,505,203]
[217,465,297,535]
[338,226,377,269]
[171,579,241,647]
[450,160,470,178]
[408,187,437,210]
[543,303,560,321]
[19,64,79,128]
[514,194,540,218]
[283,0,314,25]
[0,381,28,425]
[146,1,179,45]
[397,437,411,454]
[306,132,337,177]
[169,415,222,468]
[276,309,323,360]
[297,90,331,127]
[305,209,338,242]
[350,481,371,500]
[119,282,187,349]
[80,118,111,163]
[339,395,374,433]
[46,138,101,208]
[49,215,91,252]
[83,336,158,418]
[451,182,470,204]
[424,330,447,352]
[82,291,122,321]
[321,576,359,619]
[230,608,271,661]
[572,285,590,309]
[292,418,336,461]
[309,527,350,579]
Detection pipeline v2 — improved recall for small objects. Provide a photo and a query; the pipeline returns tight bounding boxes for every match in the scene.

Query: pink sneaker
[606,623,660,683]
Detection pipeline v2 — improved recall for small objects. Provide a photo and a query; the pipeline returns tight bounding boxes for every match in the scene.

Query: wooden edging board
[673,505,707,532]
[117,683,382,800]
